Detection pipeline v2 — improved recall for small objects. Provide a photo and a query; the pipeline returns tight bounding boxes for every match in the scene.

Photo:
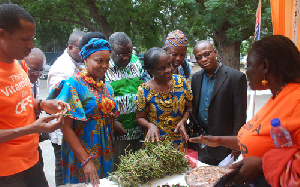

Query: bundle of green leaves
[109,141,190,187]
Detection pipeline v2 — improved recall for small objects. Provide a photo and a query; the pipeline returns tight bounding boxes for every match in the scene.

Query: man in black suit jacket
[190,40,247,165]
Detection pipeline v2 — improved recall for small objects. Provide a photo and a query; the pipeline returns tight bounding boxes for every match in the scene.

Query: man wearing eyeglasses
[24,48,45,102]
[190,40,247,166]
[23,47,49,171]
[106,32,144,170]
[47,30,86,186]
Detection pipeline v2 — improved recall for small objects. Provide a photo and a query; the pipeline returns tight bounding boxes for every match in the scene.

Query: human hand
[40,99,70,114]
[174,120,189,141]
[83,161,100,187]
[114,121,127,137]
[227,157,263,186]
[188,135,220,147]
[31,114,64,133]
[145,123,160,142]
[231,150,241,161]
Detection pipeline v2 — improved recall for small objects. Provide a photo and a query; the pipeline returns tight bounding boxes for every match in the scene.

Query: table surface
[60,161,209,187]
[101,161,210,187]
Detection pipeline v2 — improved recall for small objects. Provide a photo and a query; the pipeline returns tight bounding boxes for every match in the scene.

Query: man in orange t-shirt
[0,4,70,187]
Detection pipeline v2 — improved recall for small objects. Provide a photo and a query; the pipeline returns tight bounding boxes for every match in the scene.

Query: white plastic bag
[218,154,235,167]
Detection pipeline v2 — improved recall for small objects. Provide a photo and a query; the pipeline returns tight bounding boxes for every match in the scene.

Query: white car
[240,56,247,69]
[40,52,62,79]
[39,63,51,79]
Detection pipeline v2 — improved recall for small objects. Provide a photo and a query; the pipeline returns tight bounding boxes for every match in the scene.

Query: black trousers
[52,143,63,186]
[0,162,48,187]
[38,146,44,168]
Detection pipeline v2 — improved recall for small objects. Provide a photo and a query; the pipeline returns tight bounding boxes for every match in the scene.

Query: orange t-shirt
[0,60,38,176]
[238,83,300,158]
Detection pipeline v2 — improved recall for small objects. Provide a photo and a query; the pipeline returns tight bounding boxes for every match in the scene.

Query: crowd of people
[1,3,300,187]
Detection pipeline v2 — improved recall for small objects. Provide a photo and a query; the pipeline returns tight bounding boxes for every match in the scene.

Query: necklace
[274,83,287,98]
[79,71,103,88]
[153,78,172,93]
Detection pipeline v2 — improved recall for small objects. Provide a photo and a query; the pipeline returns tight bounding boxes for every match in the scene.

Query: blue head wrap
[79,38,111,60]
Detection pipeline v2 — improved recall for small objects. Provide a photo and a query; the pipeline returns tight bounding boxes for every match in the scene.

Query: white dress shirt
[47,49,81,145]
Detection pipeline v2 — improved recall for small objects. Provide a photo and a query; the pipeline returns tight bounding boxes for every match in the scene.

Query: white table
[60,161,209,187]
[99,161,209,187]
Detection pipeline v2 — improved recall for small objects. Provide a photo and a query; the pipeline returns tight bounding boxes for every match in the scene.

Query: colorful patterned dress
[47,72,119,184]
[135,75,193,148]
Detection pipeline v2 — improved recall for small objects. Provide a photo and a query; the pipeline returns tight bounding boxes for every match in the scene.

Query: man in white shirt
[47,30,86,186]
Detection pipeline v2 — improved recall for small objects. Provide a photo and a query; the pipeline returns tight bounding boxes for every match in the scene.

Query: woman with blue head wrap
[47,33,119,186]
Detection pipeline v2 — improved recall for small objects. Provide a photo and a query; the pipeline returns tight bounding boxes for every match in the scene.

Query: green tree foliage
[8,0,272,69]
[191,0,272,69]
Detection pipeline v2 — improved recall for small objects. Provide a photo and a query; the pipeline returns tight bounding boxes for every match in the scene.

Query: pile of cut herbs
[109,141,190,187]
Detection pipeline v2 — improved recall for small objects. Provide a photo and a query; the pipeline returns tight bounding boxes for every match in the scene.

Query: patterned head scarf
[79,38,111,60]
[165,29,188,47]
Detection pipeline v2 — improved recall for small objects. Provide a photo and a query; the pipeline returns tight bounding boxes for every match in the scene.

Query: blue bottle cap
[271,118,281,127]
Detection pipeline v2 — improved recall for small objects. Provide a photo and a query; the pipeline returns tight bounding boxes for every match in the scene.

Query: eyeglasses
[27,66,45,75]
[112,50,132,58]
[195,50,214,61]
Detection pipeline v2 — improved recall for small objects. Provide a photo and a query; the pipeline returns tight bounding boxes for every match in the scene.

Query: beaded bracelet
[182,116,189,121]
[81,155,95,167]
[38,99,43,111]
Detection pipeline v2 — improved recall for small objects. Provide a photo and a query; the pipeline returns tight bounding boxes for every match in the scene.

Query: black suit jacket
[191,64,247,161]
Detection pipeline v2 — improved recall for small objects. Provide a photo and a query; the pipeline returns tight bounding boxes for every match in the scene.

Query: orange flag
[271,0,300,50]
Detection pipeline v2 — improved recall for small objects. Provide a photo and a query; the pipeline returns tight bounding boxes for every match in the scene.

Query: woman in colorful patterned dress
[47,36,119,186]
[135,47,193,150]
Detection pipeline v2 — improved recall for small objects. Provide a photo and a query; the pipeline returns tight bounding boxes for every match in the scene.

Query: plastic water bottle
[270,118,293,148]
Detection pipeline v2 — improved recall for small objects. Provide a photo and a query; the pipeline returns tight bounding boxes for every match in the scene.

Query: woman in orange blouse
[189,35,300,186]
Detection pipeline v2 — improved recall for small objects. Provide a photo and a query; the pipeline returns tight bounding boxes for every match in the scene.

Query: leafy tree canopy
[5,0,272,69]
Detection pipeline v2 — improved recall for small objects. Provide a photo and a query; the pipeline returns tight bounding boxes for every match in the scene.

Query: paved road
[38,63,272,187]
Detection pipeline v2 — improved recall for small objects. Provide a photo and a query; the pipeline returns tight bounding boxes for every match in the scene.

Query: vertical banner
[247,0,261,121]
[254,0,262,41]
[271,0,300,50]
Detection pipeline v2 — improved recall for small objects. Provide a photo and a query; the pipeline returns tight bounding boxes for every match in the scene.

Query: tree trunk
[86,0,114,38]
[214,26,241,71]
[215,40,241,71]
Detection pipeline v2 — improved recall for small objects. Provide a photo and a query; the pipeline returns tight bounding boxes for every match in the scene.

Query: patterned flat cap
[165,29,188,47]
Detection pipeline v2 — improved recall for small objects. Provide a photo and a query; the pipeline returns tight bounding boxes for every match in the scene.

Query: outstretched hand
[188,135,220,147]
[40,99,70,114]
